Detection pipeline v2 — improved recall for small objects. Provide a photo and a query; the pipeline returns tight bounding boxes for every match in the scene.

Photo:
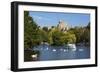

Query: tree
[51,26,55,28]
[42,27,48,32]
[86,22,90,29]
[82,23,90,45]
[39,29,48,42]
[24,11,38,49]
[70,27,84,43]
[51,28,63,45]
[48,31,52,44]
[69,23,90,45]
[60,32,76,44]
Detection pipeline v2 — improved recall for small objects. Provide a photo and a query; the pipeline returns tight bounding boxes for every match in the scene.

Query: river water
[33,44,90,61]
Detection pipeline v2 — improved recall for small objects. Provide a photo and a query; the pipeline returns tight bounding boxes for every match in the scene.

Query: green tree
[70,27,84,43]
[24,11,38,49]
[60,32,76,44]
[69,23,90,45]
[82,23,90,45]
[42,27,48,32]
[51,28,63,45]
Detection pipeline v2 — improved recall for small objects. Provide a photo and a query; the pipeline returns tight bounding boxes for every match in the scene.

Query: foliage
[42,26,48,32]
[49,28,76,45]
[69,24,90,45]
[24,11,38,49]
[24,11,90,48]
[51,28,63,45]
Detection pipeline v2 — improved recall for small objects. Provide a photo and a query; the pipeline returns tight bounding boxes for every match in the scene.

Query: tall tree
[24,11,38,49]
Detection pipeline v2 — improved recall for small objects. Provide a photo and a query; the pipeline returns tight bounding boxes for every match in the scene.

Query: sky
[29,11,90,27]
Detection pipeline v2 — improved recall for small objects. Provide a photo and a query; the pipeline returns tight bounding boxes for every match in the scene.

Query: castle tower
[57,20,69,31]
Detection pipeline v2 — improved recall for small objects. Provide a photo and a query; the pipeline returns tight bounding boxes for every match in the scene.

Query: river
[32,44,90,61]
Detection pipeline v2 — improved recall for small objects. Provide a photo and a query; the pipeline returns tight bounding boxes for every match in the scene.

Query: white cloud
[33,15,51,21]
[33,15,42,19]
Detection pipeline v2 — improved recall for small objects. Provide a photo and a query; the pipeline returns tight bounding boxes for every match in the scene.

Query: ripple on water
[79,49,84,51]
[60,48,63,51]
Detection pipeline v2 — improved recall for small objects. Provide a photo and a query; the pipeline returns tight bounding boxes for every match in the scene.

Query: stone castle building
[57,20,69,32]
[40,20,69,32]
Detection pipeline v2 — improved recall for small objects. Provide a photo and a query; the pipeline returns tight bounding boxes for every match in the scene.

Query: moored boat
[64,44,76,51]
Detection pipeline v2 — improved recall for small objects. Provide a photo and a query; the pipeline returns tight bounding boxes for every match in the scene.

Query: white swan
[31,54,37,58]
[64,49,67,52]
[31,54,37,60]
[46,47,49,50]
[53,49,56,52]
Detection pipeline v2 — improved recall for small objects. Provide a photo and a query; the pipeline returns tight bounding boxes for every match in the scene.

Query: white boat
[65,44,76,51]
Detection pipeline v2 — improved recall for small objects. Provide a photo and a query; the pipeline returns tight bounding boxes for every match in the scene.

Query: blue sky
[29,11,90,27]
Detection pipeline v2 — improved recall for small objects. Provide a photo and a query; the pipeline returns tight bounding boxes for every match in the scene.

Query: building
[57,20,69,32]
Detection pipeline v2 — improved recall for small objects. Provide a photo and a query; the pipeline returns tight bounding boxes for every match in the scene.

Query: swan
[53,49,56,52]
